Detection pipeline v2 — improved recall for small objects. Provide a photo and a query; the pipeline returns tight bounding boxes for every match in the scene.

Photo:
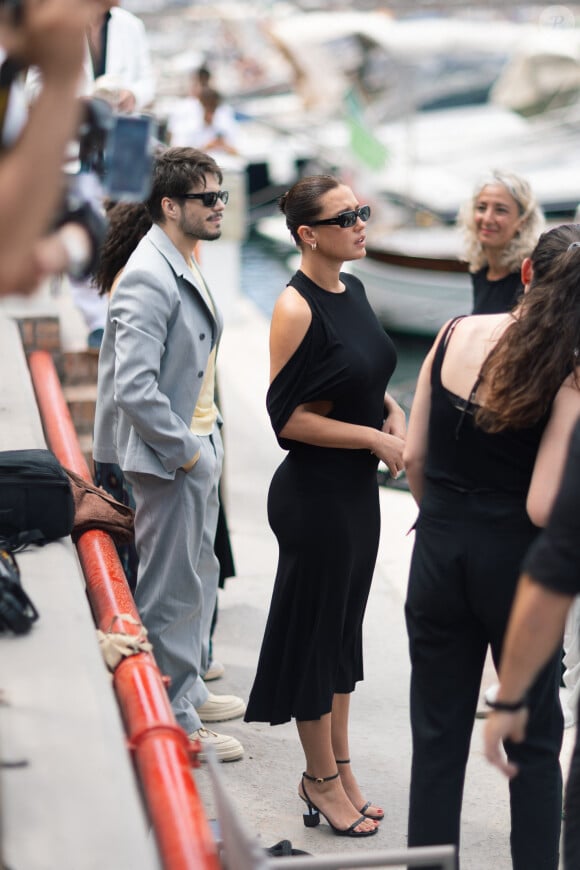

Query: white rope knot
[96,613,153,671]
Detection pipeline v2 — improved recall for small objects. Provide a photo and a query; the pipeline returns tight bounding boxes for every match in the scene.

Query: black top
[89,10,112,78]
[472,267,522,315]
[425,317,550,495]
[266,270,397,456]
[523,418,580,595]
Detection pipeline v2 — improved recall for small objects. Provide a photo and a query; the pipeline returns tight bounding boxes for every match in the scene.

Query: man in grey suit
[93,147,244,761]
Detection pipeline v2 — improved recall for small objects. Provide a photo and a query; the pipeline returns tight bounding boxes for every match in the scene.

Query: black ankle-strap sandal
[335,758,385,822]
[299,771,378,838]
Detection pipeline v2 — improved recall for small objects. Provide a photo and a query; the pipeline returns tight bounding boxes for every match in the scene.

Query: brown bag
[64,468,135,544]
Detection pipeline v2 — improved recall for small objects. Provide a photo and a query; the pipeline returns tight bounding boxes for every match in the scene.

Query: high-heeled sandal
[299,771,378,838]
[336,758,384,822]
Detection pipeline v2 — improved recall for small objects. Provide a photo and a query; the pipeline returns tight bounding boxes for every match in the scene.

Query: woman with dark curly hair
[403,223,580,869]
[457,169,545,315]
[90,200,152,588]
[92,200,153,296]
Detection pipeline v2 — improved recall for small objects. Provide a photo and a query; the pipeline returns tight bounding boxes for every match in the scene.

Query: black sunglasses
[309,205,371,228]
[178,190,229,207]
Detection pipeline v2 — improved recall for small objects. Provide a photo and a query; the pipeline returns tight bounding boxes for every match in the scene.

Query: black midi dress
[244,270,397,725]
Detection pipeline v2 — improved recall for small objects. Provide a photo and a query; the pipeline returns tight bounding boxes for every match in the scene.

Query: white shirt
[26,7,155,110]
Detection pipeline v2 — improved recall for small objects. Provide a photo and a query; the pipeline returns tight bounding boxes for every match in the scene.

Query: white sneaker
[203,660,225,681]
[189,727,244,762]
[196,692,246,723]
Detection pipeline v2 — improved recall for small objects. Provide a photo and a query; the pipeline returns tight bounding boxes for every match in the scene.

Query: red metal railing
[28,349,220,870]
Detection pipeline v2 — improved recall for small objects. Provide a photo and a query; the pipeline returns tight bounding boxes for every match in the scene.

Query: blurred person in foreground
[457,169,544,315]
[403,223,580,868]
[0,0,98,295]
[93,147,245,762]
[484,417,580,869]
[25,0,156,348]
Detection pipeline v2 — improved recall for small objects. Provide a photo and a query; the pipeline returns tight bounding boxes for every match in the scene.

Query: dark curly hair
[92,200,152,295]
[476,222,580,432]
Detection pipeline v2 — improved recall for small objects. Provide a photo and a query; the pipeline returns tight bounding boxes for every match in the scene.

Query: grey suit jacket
[93,223,223,479]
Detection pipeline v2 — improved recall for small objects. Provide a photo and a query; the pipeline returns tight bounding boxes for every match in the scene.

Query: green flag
[343,89,389,171]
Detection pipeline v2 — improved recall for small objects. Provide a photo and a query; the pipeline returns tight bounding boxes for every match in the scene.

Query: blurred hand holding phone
[0,0,90,76]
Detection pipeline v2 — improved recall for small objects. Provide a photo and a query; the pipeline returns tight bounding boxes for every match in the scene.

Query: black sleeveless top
[425,317,550,495]
[472,267,522,315]
[266,270,397,457]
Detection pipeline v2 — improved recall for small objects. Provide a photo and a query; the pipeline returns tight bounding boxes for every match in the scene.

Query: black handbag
[0,449,75,549]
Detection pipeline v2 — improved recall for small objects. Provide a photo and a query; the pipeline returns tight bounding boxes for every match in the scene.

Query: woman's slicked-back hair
[457,169,545,273]
[477,222,580,432]
[146,146,223,223]
[279,175,341,246]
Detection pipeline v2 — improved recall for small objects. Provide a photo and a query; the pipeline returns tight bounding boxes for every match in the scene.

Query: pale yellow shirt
[189,256,219,437]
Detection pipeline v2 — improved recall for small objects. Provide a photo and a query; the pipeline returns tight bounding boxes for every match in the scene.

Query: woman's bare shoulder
[273,284,311,321]
[446,313,512,354]
[269,285,313,379]
[555,367,580,402]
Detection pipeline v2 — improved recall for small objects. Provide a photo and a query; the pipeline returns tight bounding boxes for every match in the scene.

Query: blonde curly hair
[457,170,545,273]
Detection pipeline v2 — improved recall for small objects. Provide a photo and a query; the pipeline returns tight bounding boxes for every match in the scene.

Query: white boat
[171,6,580,335]
[349,225,471,337]
[146,5,580,222]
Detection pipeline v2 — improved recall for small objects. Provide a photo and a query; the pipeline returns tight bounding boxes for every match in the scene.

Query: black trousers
[564,698,580,868]
[405,484,563,870]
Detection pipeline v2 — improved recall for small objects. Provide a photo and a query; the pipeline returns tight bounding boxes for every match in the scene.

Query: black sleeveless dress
[244,270,397,725]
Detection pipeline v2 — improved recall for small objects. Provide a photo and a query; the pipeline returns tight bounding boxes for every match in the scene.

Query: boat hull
[348,253,471,337]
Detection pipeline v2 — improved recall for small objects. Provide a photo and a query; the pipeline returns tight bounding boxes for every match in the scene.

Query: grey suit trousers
[125,425,223,735]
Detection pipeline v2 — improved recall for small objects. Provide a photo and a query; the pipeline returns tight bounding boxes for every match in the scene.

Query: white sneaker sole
[196,698,247,723]
[198,744,244,763]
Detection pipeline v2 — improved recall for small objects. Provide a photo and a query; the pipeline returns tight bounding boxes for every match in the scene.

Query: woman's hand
[483,708,529,779]
[383,392,407,440]
[372,431,405,478]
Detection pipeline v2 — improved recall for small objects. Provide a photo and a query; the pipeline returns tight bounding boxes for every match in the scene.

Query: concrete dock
[0,279,575,869]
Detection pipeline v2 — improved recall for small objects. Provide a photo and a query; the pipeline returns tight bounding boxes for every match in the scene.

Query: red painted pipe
[28,350,220,870]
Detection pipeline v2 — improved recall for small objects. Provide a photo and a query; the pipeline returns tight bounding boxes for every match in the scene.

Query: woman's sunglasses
[309,205,371,228]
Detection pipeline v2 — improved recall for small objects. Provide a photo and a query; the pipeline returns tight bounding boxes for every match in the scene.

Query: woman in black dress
[456,169,544,315]
[403,223,580,868]
[244,175,405,838]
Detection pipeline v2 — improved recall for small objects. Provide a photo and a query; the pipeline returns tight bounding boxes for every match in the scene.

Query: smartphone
[103,114,155,202]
